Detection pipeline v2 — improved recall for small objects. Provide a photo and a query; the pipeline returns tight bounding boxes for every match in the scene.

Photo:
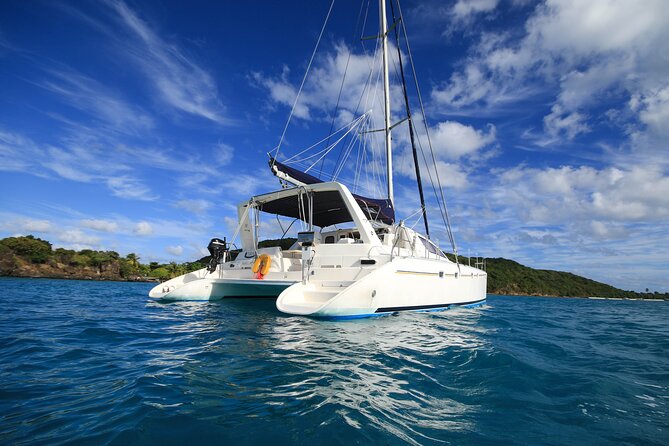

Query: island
[1,235,666,300]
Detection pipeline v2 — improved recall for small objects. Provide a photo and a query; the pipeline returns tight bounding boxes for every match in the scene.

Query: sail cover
[268,158,394,226]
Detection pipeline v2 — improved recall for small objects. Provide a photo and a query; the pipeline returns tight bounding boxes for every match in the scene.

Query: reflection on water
[176,305,491,445]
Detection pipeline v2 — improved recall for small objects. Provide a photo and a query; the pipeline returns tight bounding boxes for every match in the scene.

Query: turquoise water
[0,277,667,445]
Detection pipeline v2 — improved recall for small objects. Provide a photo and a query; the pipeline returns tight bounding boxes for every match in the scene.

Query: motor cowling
[207,237,228,273]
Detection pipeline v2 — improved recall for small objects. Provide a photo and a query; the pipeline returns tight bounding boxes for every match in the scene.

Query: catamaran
[149,0,487,314]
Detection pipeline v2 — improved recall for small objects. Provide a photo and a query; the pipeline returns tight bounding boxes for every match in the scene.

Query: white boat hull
[148,267,295,301]
[277,258,487,318]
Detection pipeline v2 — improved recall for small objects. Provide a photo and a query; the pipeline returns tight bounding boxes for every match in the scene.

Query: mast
[380,0,393,205]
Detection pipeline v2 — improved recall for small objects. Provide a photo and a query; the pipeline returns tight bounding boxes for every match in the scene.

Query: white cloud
[174,199,211,215]
[520,230,559,244]
[452,0,499,21]
[438,161,669,291]
[253,67,311,120]
[109,1,228,124]
[36,67,154,134]
[214,142,234,165]
[166,245,183,256]
[80,219,119,233]
[434,161,468,190]
[432,0,669,149]
[0,215,52,234]
[106,176,158,201]
[134,221,153,235]
[494,164,669,224]
[432,64,497,109]
[221,171,270,197]
[542,105,589,139]
[24,219,52,233]
[585,221,626,240]
[430,121,496,159]
[57,229,100,246]
[0,130,47,174]
[631,86,669,139]
[526,0,665,56]
[0,128,171,202]
[255,43,406,125]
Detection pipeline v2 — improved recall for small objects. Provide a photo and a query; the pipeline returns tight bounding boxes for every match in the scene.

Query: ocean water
[0,277,667,445]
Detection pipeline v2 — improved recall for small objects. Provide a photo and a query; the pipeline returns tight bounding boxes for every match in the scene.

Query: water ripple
[0,280,667,445]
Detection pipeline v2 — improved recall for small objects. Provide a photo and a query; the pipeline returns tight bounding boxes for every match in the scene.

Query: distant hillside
[0,235,665,299]
[0,235,206,282]
[450,255,665,299]
[481,257,665,299]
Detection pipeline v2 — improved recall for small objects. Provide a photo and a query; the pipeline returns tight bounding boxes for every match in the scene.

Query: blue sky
[1,0,667,292]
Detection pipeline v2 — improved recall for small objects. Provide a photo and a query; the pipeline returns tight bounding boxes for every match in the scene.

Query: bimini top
[259,161,395,227]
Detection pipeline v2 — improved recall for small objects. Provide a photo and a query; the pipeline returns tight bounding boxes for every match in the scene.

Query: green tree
[167,262,179,276]
[150,267,170,280]
[126,253,140,268]
[70,254,91,267]
[0,235,52,263]
[119,259,132,278]
[124,253,142,276]
[54,248,76,264]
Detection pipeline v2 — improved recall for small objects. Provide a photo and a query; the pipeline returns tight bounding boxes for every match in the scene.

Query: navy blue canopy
[268,158,395,226]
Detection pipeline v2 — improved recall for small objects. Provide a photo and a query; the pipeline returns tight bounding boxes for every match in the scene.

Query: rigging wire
[389,0,429,239]
[333,126,360,179]
[319,0,367,177]
[283,113,368,164]
[304,114,369,172]
[396,0,459,261]
[271,0,335,167]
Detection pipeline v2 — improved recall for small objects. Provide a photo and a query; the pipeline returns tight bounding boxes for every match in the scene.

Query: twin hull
[149,258,487,318]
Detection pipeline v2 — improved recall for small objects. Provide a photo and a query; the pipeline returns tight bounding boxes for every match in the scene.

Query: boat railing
[389,225,446,261]
[473,257,486,271]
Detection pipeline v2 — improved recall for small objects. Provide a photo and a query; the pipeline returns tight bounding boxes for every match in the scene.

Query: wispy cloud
[0,213,52,234]
[134,221,153,236]
[1,123,246,203]
[56,0,229,124]
[0,127,158,201]
[0,130,47,174]
[174,199,211,215]
[452,0,500,23]
[80,219,119,233]
[253,43,393,124]
[36,66,154,134]
[107,0,229,124]
[58,229,101,247]
[166,245,183,256]
[107,176,158,201]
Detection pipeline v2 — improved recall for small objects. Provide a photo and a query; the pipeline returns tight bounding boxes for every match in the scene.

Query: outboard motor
[207,237,228,273]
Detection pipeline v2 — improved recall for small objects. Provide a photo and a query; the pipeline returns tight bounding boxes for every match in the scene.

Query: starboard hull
[277,258,487,318]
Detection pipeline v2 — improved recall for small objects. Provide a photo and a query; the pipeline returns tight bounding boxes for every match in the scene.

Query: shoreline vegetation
[1,235,666,300]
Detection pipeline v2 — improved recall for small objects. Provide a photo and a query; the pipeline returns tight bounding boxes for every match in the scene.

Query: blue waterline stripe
[375,298,487,313]
[319,299,487,320]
